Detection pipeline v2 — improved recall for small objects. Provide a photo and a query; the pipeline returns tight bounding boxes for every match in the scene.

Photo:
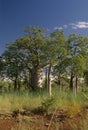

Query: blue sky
[1,0,88,54]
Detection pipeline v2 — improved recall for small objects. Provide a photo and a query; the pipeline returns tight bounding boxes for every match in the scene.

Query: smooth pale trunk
[47,64,52,96]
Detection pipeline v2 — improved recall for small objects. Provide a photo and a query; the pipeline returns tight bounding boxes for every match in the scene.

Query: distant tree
[84,56,88,87]
[1,43,24,91]
[0,56,4,77]
[84,70,88,87]
[53,56,69,91]
[67,34,88,93]
[44,29,66,95]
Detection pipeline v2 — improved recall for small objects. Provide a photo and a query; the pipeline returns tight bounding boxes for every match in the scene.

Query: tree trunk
[74,76,78,96]
[44,67,48,89]
[28,69,31,89]
[14,77,18,91]
[18,79,21,92]
[58,73,61,91]
[70,72,74,92]
[47,64,52,96]
[30,68,39,91]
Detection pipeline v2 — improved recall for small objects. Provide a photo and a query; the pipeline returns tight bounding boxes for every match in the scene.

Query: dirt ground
[0,108,88,130]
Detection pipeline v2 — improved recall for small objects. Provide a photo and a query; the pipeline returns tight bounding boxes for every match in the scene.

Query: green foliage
[0,26,88,92]
[67,34,88,77]
[0,90,88,116]
[41,96,56,113]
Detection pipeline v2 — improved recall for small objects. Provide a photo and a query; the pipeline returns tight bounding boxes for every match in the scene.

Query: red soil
[0,108,88,130]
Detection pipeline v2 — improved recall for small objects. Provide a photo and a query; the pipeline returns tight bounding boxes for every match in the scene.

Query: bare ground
[0,107,88,130]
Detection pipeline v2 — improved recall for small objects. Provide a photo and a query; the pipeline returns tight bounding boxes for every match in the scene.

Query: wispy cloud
[54,26,63,30]
[70,21,88,29]
[54,21,88,30]
[54,25,68,30]
[63,24,68,29]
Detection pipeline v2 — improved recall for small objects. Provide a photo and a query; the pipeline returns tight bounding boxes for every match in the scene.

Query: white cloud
[63,24,68,29]
[54,26,63,30]
[54,24,68,30]
[54,21,88,30]
[70,21,88,29]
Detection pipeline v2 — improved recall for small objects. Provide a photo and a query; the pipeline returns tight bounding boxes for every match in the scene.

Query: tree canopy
[0,26,88,94]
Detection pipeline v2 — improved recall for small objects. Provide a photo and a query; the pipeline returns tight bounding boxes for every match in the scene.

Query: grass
[0,90,88,113]
[0,91,45,112]
[0,90,88,130]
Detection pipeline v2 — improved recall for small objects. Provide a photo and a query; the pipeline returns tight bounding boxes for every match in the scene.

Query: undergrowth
[0,90,88,115]
[0,90,88,130]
